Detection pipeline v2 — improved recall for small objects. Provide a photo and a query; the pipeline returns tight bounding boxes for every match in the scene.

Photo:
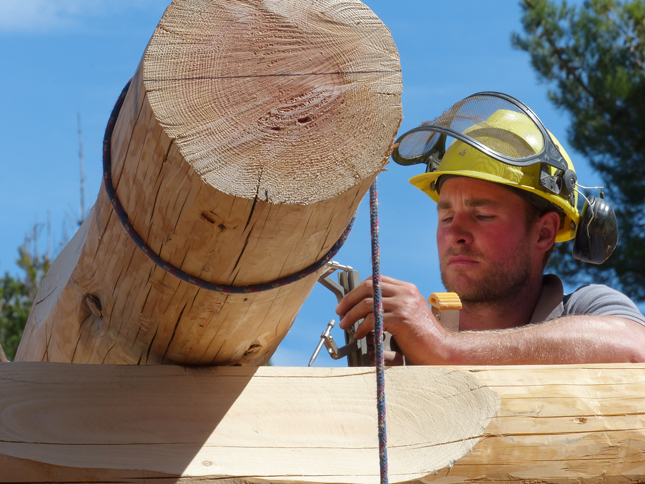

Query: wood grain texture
[15,0,402,366]
[1,363,644,483]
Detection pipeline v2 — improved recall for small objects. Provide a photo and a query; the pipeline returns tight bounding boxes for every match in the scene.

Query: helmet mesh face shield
[393,92,578,209]
[393,92,569,171]
[391,91,618,263]
[393,92,581,242]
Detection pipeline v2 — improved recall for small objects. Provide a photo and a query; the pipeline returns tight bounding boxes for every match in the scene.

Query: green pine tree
[512,0,645,301]
[0,248,50,360]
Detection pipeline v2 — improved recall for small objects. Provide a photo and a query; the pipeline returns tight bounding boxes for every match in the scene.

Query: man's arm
[336,276,645,365]
[443,316,645,365]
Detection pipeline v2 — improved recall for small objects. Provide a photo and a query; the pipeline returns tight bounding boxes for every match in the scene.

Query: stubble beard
[440,246,532,307]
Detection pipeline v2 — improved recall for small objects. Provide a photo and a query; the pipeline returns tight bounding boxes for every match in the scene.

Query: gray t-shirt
[560,284,645,326]
[532,275,645,326]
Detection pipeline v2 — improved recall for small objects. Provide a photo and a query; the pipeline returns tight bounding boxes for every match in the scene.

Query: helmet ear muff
[572,196,618,264]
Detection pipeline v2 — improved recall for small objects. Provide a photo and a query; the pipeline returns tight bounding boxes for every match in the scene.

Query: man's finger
[336,275,409,318]
[352,312,375,339]
[335,277,373,316]
[369,349,405,366]
[339,301,373,332]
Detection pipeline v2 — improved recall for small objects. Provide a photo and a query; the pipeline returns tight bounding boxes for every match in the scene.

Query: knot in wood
[256,87,342,134]
[243,343,262,357]
[83,294,103,318]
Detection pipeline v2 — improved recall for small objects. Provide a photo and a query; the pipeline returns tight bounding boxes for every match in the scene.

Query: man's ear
[534,211,560,253]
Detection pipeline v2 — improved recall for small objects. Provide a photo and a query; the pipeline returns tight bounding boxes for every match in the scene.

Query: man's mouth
[442,249,483,267]
[447,255,479,266]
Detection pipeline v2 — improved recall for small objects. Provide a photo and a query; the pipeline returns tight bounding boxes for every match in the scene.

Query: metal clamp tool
[308,265,461,365]
[308,261,371,367]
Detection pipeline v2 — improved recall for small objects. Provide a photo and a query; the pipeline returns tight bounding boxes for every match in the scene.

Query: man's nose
[445,214,474,245]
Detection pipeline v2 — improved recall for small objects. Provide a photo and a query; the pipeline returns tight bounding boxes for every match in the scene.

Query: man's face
[436,177,535,305]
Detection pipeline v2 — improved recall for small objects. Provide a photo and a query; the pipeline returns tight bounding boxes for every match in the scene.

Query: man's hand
[364,333,405,366]
[335,275,452,365]
[335,274,645,366]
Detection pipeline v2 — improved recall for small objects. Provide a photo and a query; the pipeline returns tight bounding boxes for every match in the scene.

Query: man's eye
[477,214,495,220]
[442,216,454,223]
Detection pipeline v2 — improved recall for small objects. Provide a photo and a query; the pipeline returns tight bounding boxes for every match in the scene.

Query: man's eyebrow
[436,198,502,210]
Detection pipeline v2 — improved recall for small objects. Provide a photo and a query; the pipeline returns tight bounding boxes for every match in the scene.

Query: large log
[16,0,402,365]
[1,362,644,483]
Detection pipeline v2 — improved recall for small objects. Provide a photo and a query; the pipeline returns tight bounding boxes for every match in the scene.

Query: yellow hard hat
[392,94,580,242]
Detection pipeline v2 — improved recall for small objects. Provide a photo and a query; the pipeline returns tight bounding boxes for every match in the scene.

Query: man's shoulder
[563,283,645,325]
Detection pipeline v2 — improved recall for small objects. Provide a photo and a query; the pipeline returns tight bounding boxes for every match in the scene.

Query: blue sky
[0,0,603,366]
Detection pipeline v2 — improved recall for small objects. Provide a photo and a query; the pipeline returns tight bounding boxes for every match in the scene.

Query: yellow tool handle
[428,292,462,311]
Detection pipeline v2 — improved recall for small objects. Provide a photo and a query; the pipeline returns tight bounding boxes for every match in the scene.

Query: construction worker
[336,92,645,365]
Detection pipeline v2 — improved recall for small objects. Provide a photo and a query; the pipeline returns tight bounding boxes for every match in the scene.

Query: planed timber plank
[1,363,644,483]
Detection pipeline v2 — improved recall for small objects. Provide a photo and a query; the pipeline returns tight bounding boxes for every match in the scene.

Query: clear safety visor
[391,92,569,173]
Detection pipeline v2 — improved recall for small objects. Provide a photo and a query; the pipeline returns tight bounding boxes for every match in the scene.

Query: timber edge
[1,363,644,483]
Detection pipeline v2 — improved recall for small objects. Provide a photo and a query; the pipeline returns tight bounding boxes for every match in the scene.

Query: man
[336,93,645,365]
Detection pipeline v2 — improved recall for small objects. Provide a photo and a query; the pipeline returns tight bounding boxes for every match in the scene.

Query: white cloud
[0,0,158,34]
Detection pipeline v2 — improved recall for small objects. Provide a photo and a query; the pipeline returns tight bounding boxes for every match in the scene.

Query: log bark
[1,363,644,483]
[15,0,402,365]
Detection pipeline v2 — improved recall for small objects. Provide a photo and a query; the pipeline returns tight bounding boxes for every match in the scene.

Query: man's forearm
[416,316,645,365]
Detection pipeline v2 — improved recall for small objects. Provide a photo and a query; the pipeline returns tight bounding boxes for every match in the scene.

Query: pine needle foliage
[513,0,645,301]
[0,249,50,360]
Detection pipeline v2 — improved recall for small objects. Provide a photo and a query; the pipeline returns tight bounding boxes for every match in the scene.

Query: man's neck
[458,275,544,332]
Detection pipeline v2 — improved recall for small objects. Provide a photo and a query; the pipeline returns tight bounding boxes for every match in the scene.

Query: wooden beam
[1,363,644,483]
[15,0,402,365]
